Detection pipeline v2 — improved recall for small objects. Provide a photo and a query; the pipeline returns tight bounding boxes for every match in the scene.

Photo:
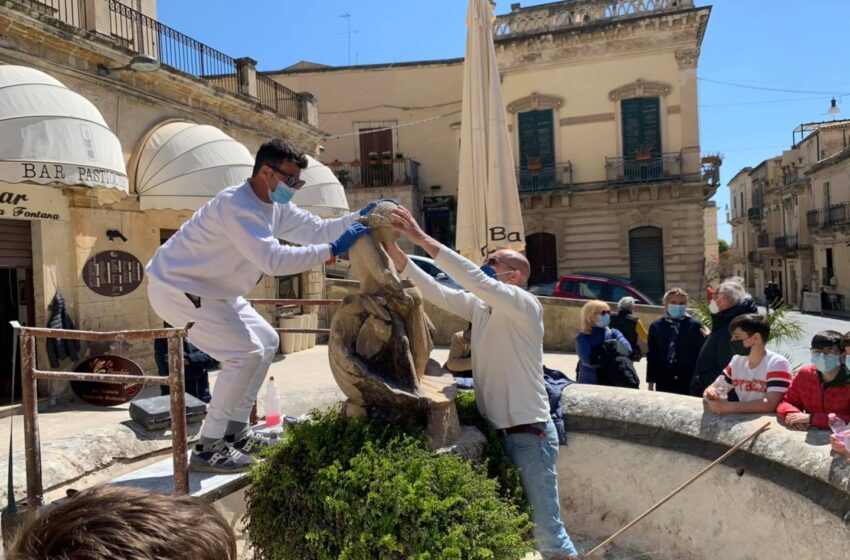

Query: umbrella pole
[583,421,771,558]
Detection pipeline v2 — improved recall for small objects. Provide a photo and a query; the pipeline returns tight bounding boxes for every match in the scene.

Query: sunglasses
[484,257,517,271]
[268,164,306,190]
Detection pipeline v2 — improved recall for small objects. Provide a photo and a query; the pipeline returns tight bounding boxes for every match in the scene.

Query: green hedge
[245,404,534,559]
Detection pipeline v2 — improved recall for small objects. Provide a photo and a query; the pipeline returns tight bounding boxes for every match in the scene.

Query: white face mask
[709,300,720,314]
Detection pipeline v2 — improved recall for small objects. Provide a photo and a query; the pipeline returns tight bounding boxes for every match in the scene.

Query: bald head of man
[487,249,530,286]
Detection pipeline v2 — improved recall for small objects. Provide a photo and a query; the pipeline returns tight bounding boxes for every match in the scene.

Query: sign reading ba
[19,161,128,190]
[479,226,524,258]
[71,355,144,407]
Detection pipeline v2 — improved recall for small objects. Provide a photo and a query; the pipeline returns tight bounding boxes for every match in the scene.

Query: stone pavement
[0,345,646,506]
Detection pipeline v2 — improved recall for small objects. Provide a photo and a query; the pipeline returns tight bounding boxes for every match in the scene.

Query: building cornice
[507,91,565,113]
[608,79,672,102]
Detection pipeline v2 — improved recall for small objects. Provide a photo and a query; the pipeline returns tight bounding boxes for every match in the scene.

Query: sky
[158,0,850,242]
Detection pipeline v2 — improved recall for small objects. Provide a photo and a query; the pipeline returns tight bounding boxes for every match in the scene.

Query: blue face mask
[270,183,296,204]
[596,313,611,328]
[667,304,687,319]
[813,354,841,374]
[480,264,497,279]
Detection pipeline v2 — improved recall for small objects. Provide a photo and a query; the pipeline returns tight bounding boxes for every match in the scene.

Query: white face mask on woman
[709,300,720,314]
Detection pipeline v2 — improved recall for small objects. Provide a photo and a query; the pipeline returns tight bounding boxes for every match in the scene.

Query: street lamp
[827,97,840,119]
[97,54,161,77]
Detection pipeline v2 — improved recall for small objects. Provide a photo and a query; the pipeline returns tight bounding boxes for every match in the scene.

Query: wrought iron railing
[605,152,682,186]
[757,232,771,249]
[327,159,420,189]
[747,207,764,222]
[494,0,694,38]
[8,0,88,27]
[807,209,822,232]
[256,75,304,122]
[747,251,763,266]
[828,202,850,226]
[516,162,573,194]
[774,234,799,255]
[107,0,239,94]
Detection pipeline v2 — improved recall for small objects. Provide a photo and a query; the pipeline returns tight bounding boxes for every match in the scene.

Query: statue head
[359,201,401,244]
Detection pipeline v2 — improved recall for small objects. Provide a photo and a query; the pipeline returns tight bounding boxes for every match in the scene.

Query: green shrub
[245,406,534,560]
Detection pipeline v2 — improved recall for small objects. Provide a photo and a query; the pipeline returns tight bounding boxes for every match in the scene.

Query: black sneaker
[225,429,273,456]
[189,440,253,473]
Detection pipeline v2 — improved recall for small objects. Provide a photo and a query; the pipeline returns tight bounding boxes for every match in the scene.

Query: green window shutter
[518,109,555,168]
[621,98,661,159]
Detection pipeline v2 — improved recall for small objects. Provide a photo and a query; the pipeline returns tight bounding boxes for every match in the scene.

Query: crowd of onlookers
[569,278,850,457]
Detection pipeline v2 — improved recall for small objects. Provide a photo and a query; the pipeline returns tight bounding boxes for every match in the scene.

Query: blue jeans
[504,419,578,558]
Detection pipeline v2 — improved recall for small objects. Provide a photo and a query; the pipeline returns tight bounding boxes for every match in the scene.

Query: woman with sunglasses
[575,300,632,384]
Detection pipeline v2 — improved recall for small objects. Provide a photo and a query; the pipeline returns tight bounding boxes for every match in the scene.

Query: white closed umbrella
[291,156,350,218]
[455,0,525,261]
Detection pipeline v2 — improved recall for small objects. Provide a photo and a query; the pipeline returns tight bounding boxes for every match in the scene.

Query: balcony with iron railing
[327,159,420,189]
[827,202,850,227]
[5,0,309,123]
[807,209,822,232]
[774,234,799,256]
[747,206,764,222]
[494,0,695,39]
[605,152,682,186]
[747,250,763,266]
[757,232,771,249]
[516,162,573,194]
[781,166,810,193]
[728,208,745,224]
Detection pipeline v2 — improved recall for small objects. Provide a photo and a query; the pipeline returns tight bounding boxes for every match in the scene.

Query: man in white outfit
[147,138,391,472]
[383,206,578,559]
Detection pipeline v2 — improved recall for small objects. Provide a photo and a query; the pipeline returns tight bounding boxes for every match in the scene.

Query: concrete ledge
[558,385,850,559]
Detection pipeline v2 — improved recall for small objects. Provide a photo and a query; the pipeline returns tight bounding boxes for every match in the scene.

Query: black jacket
[610,311,641,360]
[46,291,80,368]
[154,338,219,380]
[690,298,758,396]
[647,316,705,395]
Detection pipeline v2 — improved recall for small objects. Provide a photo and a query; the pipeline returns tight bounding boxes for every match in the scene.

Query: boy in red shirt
[777,330,850,431]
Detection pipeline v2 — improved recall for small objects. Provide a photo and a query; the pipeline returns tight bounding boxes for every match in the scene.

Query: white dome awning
[291,156,350,218]
[0,65,128,198]
[134,121,253,211]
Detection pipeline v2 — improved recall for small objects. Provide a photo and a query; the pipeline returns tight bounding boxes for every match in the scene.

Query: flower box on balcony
[350,159,361,167]
[394,152,405,162]
[526,160,543,171]
[634,151,653,161]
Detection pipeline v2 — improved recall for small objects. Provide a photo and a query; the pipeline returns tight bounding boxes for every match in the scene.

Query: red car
[550,273,656,305]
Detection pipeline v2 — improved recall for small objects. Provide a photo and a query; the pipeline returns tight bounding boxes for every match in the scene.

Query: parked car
[408,255,464,290]
[528,281,557,297]
[551,273,656,305]
[325,251,351,279]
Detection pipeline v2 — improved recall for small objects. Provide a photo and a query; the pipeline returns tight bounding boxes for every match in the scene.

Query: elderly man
[690,279,758,396]
[383,206,578,559]
[609,296,648,362]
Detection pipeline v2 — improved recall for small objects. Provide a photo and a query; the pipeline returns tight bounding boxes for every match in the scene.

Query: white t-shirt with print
[714,350,792,402]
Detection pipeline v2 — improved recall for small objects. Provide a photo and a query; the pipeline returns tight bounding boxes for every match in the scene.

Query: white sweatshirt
[402,247,550,429]
[147,182,358,299]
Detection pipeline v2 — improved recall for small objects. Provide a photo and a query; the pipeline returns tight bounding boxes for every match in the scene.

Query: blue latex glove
[359,198,399,217]
[329,223,371,256]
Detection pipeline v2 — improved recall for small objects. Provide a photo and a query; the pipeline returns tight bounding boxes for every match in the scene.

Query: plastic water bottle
[828,413,847,434]
[265,377,281,427]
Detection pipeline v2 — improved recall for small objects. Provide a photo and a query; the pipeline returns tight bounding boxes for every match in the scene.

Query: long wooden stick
[585,421,771,557]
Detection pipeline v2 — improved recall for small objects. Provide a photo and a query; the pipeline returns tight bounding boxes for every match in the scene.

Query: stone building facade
[0,0,324,401]
[728,120,850,309]
[274,0,719,303]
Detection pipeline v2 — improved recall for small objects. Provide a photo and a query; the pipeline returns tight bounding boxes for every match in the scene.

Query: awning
[133,121,253,211]
[0,65,128,201]
[291,156,350,218]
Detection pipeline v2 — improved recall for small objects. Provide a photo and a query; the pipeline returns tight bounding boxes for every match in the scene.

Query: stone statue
[328,202,460,446]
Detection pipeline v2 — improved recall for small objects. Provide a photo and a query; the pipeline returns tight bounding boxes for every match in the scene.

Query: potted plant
[334,169,352,187]
[394,151,405,162]
[350,158,361,167]
[368,152,379,166]
[634,146,653,161]
[527,157,543,171]
[329,159,342,169]
[381,151,393,164]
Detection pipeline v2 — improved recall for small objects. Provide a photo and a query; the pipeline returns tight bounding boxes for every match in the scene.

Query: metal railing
[757,232,771,249]
[327,159,421,188]
[256,75,304,122]
[605,152,682,186]
[828,202,850,226]
[747,251,763,266]
[12,322,192,505]
[774,234,799,255]
[516,162,573,194]
[747,207,764,222]
[8,0,88,27]
[807,209,822,231]
[107,0,238,94]
[494,0,694,39]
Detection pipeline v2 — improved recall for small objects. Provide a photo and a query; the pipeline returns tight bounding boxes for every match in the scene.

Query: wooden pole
[584,421,771,558]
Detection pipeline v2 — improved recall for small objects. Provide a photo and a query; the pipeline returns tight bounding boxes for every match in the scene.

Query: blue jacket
[576,327,631,384]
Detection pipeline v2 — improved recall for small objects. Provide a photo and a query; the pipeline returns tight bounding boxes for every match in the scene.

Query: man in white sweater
[383,206,578,559]
[147,138,390,472]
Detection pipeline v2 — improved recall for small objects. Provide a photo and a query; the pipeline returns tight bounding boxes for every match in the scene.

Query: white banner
[0,182,69,221]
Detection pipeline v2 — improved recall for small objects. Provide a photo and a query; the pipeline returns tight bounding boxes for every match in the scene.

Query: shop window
[277,274,301,300]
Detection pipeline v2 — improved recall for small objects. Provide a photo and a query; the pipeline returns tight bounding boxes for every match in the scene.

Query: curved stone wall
[558,385,850,559]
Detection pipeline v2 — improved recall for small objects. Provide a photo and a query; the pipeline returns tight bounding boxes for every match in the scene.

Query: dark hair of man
[811,330,843,352]
[844,331,850,350]
[6,485,237,560]
[729,313,770,343]
[252,138,308,175]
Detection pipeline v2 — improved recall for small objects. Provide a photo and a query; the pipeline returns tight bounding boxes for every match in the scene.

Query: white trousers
[147,278,279,440]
